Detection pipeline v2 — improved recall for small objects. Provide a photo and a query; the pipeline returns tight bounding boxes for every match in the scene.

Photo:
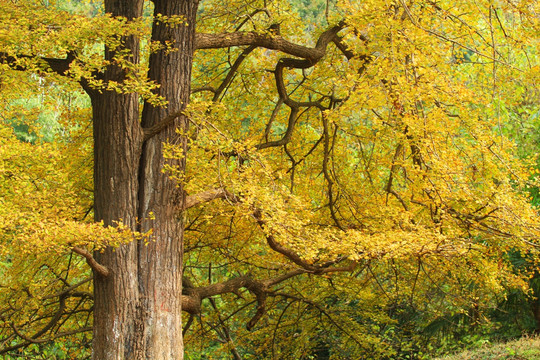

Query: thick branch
[195,22,344,61]
[274,59,326,109]
[192,86,217,94]
[142,109,184,141]
[184,188,238,210]
[182,275,265,314]
[256,25,346,151]
[181,261,356,329]
[182,271,296,328]
[0,52,75,76]
[332,36,354,60]
[72,247,110,277]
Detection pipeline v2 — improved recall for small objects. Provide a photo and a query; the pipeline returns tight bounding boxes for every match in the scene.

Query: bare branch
[192,86,217,94]
[263,99,284,142]
[186,187,344,272]
[322,112,344,230]
[0,326,92,355]
[398,0,521,70]
[271,293,365,348]
[7,294,67,348]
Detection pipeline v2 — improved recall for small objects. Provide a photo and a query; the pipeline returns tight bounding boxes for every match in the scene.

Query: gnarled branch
[195,21,345,61]
[181,259,356,329]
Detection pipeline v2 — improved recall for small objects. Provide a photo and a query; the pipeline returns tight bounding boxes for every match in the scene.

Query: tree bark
[91,1,144,357]
[136,0,198,358]
[92,90,144,359]
[91,0,198,359]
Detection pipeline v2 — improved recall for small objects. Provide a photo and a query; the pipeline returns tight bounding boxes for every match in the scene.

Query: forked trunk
[91,0,198,359]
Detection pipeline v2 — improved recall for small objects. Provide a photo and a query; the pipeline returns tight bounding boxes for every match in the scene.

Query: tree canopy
[0,0,539,358]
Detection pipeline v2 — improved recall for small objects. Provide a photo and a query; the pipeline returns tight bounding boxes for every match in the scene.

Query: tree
[0,0,539,359]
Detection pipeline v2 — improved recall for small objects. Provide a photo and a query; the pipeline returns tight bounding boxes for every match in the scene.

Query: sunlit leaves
[175,0,540,357]
[1,0,539,357]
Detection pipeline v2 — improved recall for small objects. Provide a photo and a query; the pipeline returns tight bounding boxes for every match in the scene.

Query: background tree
[0,0,539,359]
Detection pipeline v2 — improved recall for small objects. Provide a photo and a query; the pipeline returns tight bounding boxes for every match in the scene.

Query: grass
[434,336,540,360]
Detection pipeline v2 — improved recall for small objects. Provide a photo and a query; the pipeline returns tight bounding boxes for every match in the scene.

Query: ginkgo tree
[0,0,539,359]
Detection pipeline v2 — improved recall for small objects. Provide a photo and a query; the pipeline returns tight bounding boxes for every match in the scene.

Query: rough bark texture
[91,0,198,359]
[91,90,144,359]
[91,26,145,360]
[136,0,198,358]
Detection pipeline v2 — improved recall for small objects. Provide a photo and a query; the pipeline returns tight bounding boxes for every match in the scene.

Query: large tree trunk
[136,0,198,358]
[91,89,144,359]
[91,1,144,358]
[91,0,198,359]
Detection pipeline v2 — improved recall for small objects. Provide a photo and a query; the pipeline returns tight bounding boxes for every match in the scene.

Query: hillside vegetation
[436,336,540,360]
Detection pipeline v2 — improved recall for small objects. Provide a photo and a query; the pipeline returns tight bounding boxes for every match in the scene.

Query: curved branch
[180,261,356,328]
[195,22,344,62]
[186,187,343,272]
[256,107,299,150]
[184,188,355,277]
[8,294,66,346]
[252,209,318,271]
[182,274,265,314]
[192,86,217,94]
[72,247,109,277]
[273,54,334,109]
[182,271,299,329]
[255,24,346,152]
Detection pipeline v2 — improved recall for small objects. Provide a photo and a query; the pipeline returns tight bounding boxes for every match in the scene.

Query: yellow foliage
[1,0,540,357]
